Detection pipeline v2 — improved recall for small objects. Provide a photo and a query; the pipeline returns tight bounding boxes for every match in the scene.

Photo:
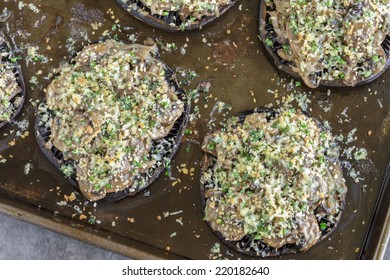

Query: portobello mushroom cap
[115,0,238,31]
[259,0,390,88]
[0,32,25,128]
[36,40,189,202]
[200,107,347,257]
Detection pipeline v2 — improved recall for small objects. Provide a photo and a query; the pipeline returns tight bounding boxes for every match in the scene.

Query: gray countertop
[0,213,127,259]
[0,212,388,260]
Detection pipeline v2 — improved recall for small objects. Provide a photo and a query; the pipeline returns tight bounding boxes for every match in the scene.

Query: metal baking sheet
[0,0,389,259]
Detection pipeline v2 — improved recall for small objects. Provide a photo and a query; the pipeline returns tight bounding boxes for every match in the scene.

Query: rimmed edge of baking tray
[0,194,187,260]
[359,163,390,260]
[0,164,388,260]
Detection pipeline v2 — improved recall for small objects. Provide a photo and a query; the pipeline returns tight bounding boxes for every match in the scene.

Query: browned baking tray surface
[0,0,389,259]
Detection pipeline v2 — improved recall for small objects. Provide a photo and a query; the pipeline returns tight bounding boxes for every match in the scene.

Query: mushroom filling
[42,40,184,200]
[0,63,21,122]
[201,109,347,252]
[0,34,22,123]
[120,0,235,26]
[264,0,389,88]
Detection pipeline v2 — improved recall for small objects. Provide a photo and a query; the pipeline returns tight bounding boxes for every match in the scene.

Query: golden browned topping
[264,0,389,87]
[119,0,235,29]
[201,108,347,252]
[0,33,22,123]
[0,64,21,122]
[42,40,184,201]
